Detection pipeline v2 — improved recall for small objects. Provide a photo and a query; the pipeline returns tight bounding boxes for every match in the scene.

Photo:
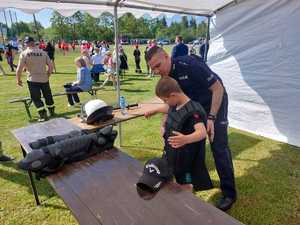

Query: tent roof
[0,0,235,17]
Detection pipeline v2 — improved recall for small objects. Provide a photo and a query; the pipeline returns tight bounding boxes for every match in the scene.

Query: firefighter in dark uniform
[16,36,55,122]
[146,46,237,211]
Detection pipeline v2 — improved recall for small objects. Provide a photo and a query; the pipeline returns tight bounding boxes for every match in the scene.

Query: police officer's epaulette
[165,101,207,137]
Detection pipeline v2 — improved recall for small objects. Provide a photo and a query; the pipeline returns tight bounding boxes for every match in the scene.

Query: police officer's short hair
[145,46,164,62]
[156,77,183,98]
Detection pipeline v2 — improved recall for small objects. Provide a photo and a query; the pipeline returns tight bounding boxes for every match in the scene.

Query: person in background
[144,40,151,75]
[5,44,17,72]
[16,36,55,122]
[81,49,91,69]
[150,39,157,48]
[44,41,56,73]
[71,41,76,51]
[90,47,105,83]
[101,51,117,90]
[0,49,6,76]
[199,38,209,61]
[171,35,188,60]
[62,41,69,56]
[119,47,128,76]
[64,57,92,106]
[100,41,109,55]
[39,40,46,50]
[133,45,142,73]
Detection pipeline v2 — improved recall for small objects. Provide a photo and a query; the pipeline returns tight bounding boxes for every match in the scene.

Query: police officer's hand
[17,79,23,87]
[168,131,187,149]
[207,119,215,143]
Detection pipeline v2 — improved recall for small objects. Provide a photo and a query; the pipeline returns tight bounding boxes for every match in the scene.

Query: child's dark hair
[155,77,182,98]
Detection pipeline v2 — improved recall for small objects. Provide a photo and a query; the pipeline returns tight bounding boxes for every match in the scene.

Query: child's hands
[144,109,157,119]
[168,131,187,149]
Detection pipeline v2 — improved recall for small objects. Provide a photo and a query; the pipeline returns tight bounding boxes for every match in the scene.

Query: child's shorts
[174,173,192,185]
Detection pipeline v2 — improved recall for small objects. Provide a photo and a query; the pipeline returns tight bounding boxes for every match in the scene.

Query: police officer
[146,46,237,211]
[171,35,188,60]
[16,36,55,122]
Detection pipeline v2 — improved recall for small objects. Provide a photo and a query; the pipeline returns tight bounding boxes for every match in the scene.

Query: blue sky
[1,9,53,28]
[1,9,205,28]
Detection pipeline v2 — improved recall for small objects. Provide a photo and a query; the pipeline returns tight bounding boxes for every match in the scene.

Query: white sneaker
[68,104,74,107]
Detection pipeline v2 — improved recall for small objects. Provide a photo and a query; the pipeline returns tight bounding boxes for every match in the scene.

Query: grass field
[0,45,299,225]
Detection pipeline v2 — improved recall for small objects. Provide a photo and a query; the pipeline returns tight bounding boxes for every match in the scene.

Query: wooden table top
[12,118,242,225]
[69,100,165,130]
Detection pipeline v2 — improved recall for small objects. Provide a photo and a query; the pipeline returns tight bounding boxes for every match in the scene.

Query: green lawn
[0,46,299,225]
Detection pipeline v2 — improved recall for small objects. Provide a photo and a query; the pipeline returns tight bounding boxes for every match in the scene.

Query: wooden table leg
[23,100,32,120]
[21,145,40,206]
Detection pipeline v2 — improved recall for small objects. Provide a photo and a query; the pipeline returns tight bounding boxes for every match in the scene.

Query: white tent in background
[1,0,299,147]
[208,0,300,147]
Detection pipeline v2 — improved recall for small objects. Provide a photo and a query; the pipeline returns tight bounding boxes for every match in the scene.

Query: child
[90,47,105,83]
[100,51,117,90]
[145,77,213,192]
[81,49,91,69]
[64,57,92,106]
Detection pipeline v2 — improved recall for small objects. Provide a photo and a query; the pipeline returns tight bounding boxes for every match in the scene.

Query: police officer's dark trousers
[27,81,55,116]
[210,93,236,199]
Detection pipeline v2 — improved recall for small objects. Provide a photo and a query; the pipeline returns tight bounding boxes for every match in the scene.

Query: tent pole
[114,1,122,146]
[8,10,15,37]
[33,13,41,40]
[14,12,20,37]
[204,16,210,62]
[0,23,5,45]
[3,10,9,39]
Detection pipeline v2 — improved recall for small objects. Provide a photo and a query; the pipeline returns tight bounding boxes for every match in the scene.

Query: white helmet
[83,99,113,124]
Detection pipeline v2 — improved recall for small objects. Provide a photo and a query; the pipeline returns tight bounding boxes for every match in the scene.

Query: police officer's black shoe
[216,196,236,211]
[38,110,48,122]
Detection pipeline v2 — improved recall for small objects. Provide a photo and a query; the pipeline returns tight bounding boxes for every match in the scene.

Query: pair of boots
[38,107,56,122]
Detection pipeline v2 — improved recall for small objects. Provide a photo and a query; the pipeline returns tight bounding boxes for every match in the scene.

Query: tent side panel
[208,0,300,147]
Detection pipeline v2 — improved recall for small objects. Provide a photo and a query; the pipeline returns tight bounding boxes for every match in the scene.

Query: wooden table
[12,118,242,225]
[69,99,165,130]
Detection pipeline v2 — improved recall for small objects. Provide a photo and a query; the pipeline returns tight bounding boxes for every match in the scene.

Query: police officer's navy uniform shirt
[171,43,189,59]
[170,55,224,112]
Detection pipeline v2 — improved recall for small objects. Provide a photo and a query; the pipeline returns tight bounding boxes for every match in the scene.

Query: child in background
[100,51,117,90]
[64,57,92,106]
[81,49,91,69]
[90,47,105,83]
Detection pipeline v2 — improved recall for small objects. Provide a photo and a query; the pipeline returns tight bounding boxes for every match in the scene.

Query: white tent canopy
[0,0,234,17]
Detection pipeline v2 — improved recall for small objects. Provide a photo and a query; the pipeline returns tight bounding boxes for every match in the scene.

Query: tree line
[2,11,207,43]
